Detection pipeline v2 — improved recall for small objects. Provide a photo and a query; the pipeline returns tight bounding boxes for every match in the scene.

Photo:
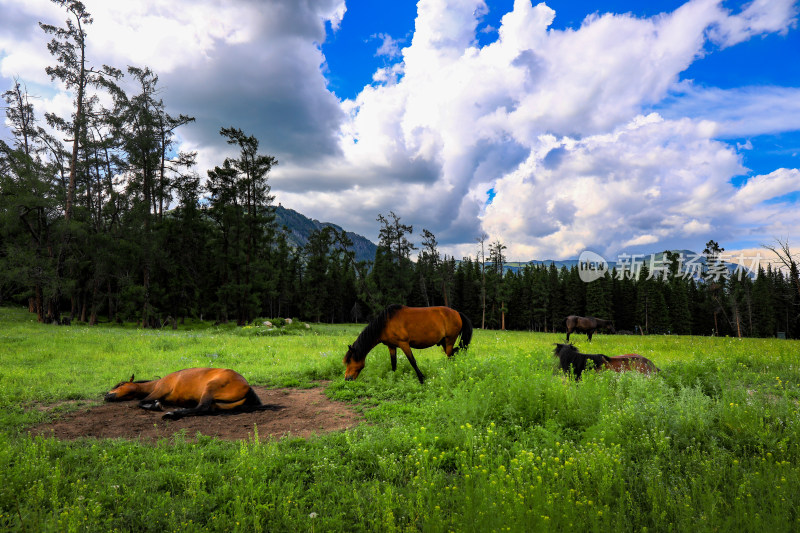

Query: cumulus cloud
[325,0,800,258]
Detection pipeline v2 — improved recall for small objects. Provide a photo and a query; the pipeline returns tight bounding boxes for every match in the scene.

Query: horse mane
[345,304,404,363]
[112,379,152,388]
[553,343,609,379]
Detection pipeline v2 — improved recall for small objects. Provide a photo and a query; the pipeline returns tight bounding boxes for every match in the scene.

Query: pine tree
[585,272,612,320]
[368,212,416,311]
[206,127,277,324]
[0,81,63,322]
[751,267,775,337]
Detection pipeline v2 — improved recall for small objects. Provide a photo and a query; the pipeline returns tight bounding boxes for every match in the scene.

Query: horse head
[553,343,608,380]
[104,374,143,401]
[343,345,365,381]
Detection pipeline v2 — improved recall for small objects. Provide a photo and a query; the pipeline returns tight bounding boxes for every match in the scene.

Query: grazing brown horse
[343,304,473,384]
[104,368,282,420]
[553,343,659,380]
[565,315,616,342]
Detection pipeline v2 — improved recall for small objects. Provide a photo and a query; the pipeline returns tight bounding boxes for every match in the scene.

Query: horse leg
[138,399,163,411]
[388,346,398,372]
[163,379,235,420]
[443,336,456,357]
[399,343,425,384]
[162,397,214,420]
[587,329,594,342]
[138,388,168,411]
[566,328,571,342]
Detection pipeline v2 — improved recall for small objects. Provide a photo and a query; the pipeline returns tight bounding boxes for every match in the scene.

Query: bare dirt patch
[28,383,363,443]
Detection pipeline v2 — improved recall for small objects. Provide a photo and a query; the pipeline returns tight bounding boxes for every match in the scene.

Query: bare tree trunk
[89,280,99,325]
[107,279,115,323]
[80,291,87,323]
[420,274,429,307]
[141,263,150,327]
[64,53,85,222]
[34,285,43,322]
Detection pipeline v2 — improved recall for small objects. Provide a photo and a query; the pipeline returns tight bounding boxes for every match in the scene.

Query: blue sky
[1,0,799,261]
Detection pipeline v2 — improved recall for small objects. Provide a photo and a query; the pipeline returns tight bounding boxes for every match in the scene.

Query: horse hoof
[162,412,177,420]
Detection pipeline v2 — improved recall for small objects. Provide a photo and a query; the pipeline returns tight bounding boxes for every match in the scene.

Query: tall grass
[1,306,798,531]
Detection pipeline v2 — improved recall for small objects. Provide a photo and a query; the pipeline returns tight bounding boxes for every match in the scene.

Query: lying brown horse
[565,315,615,342]
[104,368,282,420]
[344,304,473,384]
[553,343,659,380]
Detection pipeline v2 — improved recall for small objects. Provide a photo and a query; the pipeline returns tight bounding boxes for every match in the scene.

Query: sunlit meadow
[0,306,798,532]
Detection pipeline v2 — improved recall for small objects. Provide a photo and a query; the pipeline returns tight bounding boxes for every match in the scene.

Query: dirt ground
[28,383,364,443]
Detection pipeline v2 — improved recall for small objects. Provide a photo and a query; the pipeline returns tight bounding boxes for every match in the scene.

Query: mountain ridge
[274,206,751,279]
[274,205,377,263]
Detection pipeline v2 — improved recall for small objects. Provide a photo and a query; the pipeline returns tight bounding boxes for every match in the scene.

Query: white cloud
[709,0,798,47]
[658,82,800,138]
[328,0,800,257]
[373,33,403,59]
[732,168,800,206]
[482,114,749,258]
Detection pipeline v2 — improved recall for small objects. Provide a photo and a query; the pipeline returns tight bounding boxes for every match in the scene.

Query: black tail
[455,312,473,353]
[243,387,263,406]
[240,387,285,412]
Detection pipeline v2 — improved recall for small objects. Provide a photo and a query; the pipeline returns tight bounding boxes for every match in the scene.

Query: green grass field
[1,306,798,532]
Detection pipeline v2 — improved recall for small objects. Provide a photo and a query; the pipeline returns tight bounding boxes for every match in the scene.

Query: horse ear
[129,374,134,382]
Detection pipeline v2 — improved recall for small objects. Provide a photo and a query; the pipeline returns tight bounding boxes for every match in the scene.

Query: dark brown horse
[343,305,473,384]
[105,368,282,420]
[553,343,659,380]
[565,315,616,342]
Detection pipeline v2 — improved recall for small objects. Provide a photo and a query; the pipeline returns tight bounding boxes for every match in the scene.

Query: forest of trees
[1,0,799,338]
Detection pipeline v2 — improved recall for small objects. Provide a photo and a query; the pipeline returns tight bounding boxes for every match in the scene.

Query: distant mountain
[507,249,698,271]
[269,209,749,280]
[274,205,377,264]
[502,249,745,278]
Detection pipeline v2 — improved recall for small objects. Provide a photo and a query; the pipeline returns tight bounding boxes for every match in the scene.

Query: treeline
[2,1,799,338]
[0,0,360,326]
[367,230,800,339]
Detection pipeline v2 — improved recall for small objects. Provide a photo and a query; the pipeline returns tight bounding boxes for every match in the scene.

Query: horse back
[566,315,594,332]
[605,354,659,374]
[382,306,462,347]
[157,368,252,405]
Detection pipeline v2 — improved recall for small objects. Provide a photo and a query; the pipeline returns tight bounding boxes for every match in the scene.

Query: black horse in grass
[565,315,615,342]
[553,343,660,380]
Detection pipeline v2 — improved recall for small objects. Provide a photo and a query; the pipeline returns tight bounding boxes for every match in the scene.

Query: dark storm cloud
[159,0,346,164]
